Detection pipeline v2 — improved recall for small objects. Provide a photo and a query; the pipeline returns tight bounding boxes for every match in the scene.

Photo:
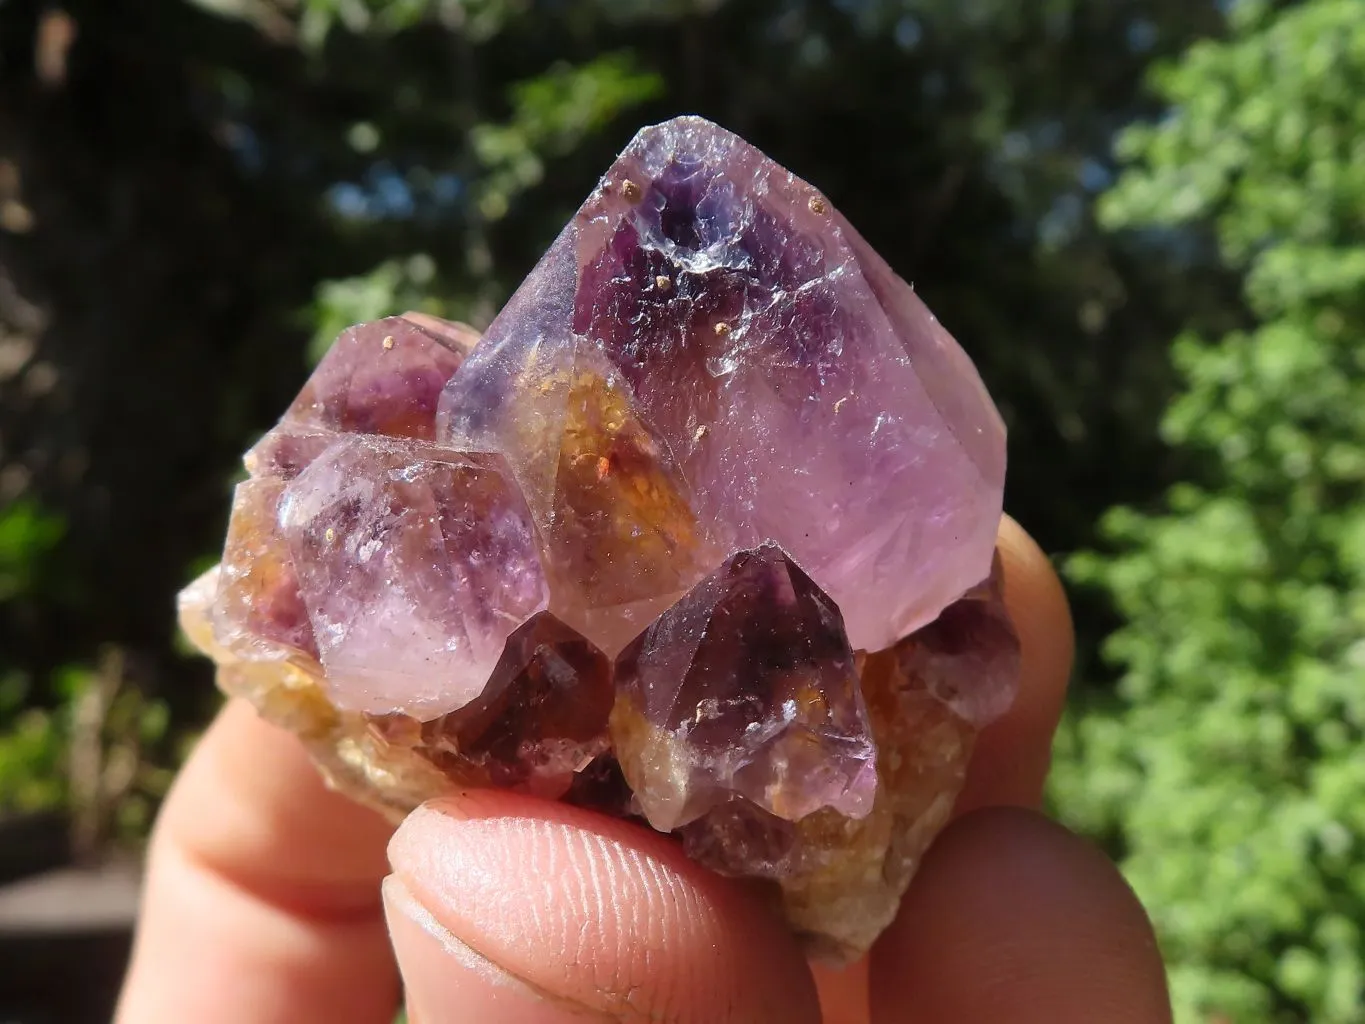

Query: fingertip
[997,515,1074,701]
[955,517,1075,813]
[388,790,820,1024]
[871,807,1170,1024]
[383,874,585,1024]
[165,699,395,898]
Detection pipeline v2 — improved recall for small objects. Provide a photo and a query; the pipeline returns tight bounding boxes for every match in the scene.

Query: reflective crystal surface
[370,611,613,799]
[438,116,1004,654]
[278,435,547,719]
[612,544,877,832]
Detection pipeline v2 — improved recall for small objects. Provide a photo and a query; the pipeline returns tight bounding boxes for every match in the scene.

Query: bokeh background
[0,0,1361,1021]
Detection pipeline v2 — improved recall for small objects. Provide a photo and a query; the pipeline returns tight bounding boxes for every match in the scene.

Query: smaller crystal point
[372,611,613,799]
[674,553,1020,961]
[278,434,548,719]
[893,553,1019,728]
[243,314,480,486]
[215,478,316,659]
[244,427,336,483]
[612,543,877,833]
[438,318,717,658]
[285,314,472,440]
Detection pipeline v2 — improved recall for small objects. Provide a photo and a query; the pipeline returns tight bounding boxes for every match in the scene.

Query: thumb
[382,791,821,1023]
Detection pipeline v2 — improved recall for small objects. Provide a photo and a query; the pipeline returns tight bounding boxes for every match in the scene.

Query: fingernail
[383,876,604,1023]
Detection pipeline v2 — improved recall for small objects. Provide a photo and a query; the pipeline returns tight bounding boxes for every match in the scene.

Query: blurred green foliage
[0,501,63,603]
[470,53,665,221]
[0,675,64,814]
[0,0,1361,1018]
[0,501,67,814]
[1053,1,1365,1019]
[0,653,177,848]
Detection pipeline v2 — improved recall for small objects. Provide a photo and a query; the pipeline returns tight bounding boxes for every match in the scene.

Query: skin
[114,516,1172,1023]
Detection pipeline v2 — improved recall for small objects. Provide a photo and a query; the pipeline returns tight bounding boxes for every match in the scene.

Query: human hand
[114,517,1170,1023]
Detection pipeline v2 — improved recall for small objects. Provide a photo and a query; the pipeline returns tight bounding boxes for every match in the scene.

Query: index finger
[114,699,400,1024]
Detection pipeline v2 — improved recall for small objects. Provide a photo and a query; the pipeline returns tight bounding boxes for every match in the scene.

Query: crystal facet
[243,312,477,483]
[179,118,1018,961]
[279,434,548,719]
[438,117,1004,654]
[215,477,316,660]
[371,611,613,799]
[612,544,877,832]
[285,314,476,440]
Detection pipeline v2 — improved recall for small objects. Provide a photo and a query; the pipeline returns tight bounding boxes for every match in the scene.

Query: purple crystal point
[892,553,1020,728]
[278,434,548,719]
[286,314,473,440]
[437,116,1003,653]
[241,313,477,486]
[612,543,877,833]
[373,611,614,799]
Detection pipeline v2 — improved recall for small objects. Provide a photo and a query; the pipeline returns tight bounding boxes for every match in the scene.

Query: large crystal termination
[439,117,1003,654]
[178,117,1017,961]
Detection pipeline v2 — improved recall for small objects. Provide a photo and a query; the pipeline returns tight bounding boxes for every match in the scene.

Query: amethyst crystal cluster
[179,117,1019,960]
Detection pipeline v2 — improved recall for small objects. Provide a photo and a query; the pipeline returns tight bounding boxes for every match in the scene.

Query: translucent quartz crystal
[612,544,877,832]
[438,116,1004,655]
[282,313,475,440]
[278,436,547,719]
[369,611,613,800]
[677,553,1018,957]
[179,118,1018,961]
